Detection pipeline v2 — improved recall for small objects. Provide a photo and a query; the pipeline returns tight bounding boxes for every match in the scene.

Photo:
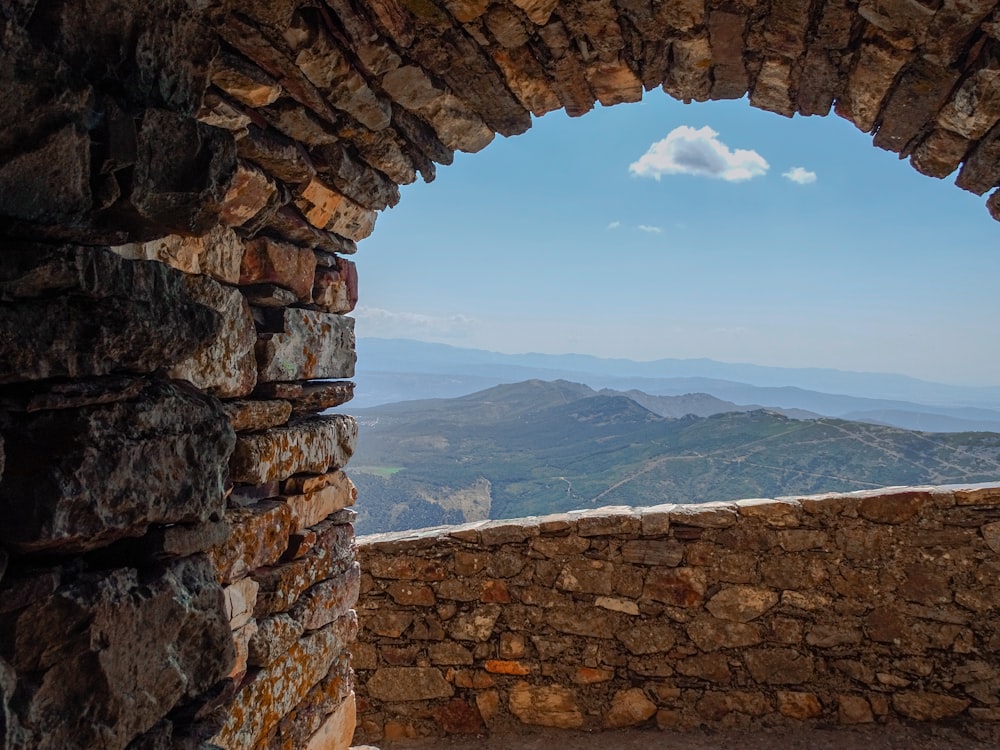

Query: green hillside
[348,380,1000,534]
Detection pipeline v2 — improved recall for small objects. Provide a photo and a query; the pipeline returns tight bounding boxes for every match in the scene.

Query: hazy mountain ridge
[349,380,1000,534]
[352,339,1000,433]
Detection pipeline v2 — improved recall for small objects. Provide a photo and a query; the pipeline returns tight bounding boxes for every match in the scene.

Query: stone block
[229,415,357,485]
[892,691,971,720]
[212,615,356,749]
[312,259,358,314]
[744,648,815,685]
[777,691,822,719]
[618,622,677,655]
[241,237,318,301]
[110,225,244,284]
[249,613,305,668]
[292,563,362,631]
[222,399,293,432]
[706,586,779,623]
[255,308,356,383]
[210,500,294,584]
[167,274,257,397]
[858,490,929,524]
[687,617,763,651]
[642,567,707,607]
[304,692,356,750]
[284,473,358,532]
[0,380,232,555]
[366,668,454,702]
[0,556,233,750]
[254,522,355,616]
[604,688,657,728]
[219,161,277,227]
[508,682,584,728]
[224,577,260,629]
[131,109,237,236]
[0,245,219,383]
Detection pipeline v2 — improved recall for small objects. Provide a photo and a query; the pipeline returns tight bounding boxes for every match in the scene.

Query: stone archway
[2,1,1000,749]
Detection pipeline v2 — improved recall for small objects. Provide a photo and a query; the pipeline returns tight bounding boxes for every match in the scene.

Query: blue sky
[354,92,1000,387]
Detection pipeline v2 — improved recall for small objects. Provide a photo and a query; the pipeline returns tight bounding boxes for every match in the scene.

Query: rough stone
[0,245,219,384]
[744,648,815,685]
[312,258,359,314]
[284,472,358,531]
[240,237,318,301]
[508,682,584,728]
[167,274,257,397]
[706,586,779,623]
[892,691,971,720]
[292,562,361,631]
[110,225,244,284]
[643,567,707,607]
[249,613,305,667]
[210,500,293,584]
[255,308,356,383]
[0,556,233,750]
[604,688,657,728]
[0,380,233,554]
[229,415,357,484]
[304,693,356,750]
[222,399,292,432]
[367,667,454,702]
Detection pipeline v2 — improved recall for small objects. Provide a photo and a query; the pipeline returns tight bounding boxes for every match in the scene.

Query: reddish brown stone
[240,237,318,302]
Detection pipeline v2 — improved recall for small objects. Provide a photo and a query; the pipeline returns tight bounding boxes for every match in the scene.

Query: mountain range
[352,338,1000,433]
[347,379,1000,534]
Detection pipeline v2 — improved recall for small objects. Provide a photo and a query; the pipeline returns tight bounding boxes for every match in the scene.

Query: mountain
[347,380,1000,534]
[350,338,1000,433]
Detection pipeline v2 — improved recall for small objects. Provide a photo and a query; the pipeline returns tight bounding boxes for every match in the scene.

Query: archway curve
[202,0,1000,239]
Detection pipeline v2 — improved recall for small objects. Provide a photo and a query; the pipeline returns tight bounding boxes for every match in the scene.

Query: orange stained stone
[484,659,532,676]
[573,666,615,684]
[480,579,511,603]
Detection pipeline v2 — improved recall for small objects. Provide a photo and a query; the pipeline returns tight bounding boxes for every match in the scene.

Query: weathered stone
[131,109,237,236]
[449,606,502,641]
[285,480,356,537]
[249,613,304,667]
[241,237,318,301]
[676,653,732,683]
[0,556,233,750]
[168,274,258,397]
[622,539,684,566]
[687,617,763,651]
[304,692,356,750]
[547,606,615,639]
[983,521,1000,553]
[0,380,232,555]
[224,576,259,629]
[311,258,359,314]
[744,648,815,685]
[292,562,361,631]
[617,622,677,655]
[838,37,910,132]
[222,399,292,432]
[110,225,244,284]
[212,615,356,749]
[255,308,356,383]
[212,53,283,108]
[0,246,219,383]
[229,415,357,485]
[643,567,707,607]
[604,687,657,728]
[892,691,971,720]
[706,586,779,623]
[210,500,293,584]
[556,559,615,595]
[367,667,454,702]
[508,682,584,728]
[669,503,737,527]
[777,691,823,719]
[253,522,355,616]
[858,490,928,524]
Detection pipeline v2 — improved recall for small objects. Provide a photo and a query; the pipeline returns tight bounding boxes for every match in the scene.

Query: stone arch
[2,2,1000,750]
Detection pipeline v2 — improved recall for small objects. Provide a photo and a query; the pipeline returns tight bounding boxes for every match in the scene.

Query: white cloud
[638,225,662,234]
[782,166,817,185]
[607,221,621,229]
[354,306,476,340]
[629,126,769,182]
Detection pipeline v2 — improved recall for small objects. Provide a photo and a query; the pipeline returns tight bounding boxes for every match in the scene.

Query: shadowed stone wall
[4,1,1000,749]
[354,485,1000,742]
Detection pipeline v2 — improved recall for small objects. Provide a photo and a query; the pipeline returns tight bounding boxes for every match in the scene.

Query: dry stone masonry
[4,0,1000,749]
[354,485,1000,741]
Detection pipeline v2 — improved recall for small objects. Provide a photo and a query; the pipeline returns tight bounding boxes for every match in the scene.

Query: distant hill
[351,338,1000,433]
[348,380,1000,534]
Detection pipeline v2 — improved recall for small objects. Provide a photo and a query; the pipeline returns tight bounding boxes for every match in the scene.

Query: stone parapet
[354,485,1000,742]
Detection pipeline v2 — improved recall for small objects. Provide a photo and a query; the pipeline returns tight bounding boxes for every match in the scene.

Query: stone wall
[354,485,1000,742]
[6,1,1000,749]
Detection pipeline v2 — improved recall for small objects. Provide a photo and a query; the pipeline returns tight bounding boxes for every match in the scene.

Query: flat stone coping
[357,483,1000,551]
